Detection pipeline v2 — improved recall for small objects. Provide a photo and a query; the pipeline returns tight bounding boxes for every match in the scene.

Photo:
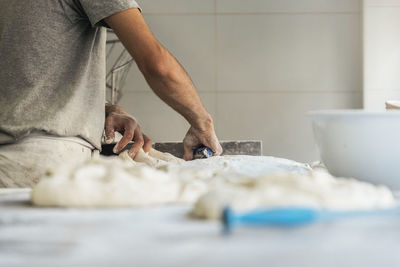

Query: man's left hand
[104,104,152,158]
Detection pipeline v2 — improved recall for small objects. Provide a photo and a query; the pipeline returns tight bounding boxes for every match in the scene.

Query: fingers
[183,144,194,161]
[106,110,152,157]
[104,118,115,144]
[113,122,135,154]
[143,134,153,153]
[183,125,223,160]
[183,131,197,161]
[129,128,145,158]
[207,138,223,156]
[199,140,223,157]
[212,142,223,156]
[215,143,223,155]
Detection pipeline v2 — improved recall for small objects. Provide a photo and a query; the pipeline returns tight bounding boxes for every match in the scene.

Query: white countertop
[1,189,400,267]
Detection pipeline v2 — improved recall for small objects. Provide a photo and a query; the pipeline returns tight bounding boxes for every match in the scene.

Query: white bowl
[309,110,400,189]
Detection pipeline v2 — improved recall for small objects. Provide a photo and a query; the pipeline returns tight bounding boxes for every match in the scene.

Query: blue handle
[222,206,400,232]
[193,146,213,159]
[223,207,319,232]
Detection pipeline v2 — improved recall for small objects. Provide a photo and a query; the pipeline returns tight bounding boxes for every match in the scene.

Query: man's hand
[105,104,152,158]
[183,115,223,161]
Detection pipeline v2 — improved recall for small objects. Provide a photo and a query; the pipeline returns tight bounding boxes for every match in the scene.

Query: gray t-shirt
[0,0,140,149]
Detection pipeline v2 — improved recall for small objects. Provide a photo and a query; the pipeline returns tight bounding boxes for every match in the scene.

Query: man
[0,0,223,187]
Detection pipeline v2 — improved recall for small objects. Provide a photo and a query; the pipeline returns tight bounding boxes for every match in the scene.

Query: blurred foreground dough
[31,149,395,219]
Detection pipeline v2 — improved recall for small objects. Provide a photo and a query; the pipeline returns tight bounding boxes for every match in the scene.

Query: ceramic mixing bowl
[309,110,400,189]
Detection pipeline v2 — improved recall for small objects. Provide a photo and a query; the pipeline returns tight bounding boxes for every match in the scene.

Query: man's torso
[0,0,107,149]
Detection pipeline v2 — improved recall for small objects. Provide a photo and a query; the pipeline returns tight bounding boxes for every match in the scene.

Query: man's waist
[0,130,95,150]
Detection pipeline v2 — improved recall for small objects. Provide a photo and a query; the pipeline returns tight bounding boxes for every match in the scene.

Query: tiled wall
[116,0,363,162]
[364,0,400,110]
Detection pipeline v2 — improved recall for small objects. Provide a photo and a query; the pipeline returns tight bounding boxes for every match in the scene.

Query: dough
[31,150,395,217]
[148,148,185,163]
[192,170,396,220]
[119,148,184,168]
[31,156,181,207]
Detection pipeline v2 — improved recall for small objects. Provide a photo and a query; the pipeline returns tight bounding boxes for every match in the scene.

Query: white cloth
[0,132,96,188]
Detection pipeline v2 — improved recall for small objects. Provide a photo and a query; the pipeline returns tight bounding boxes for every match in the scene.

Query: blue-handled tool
[193,146,213,159]
[222,206,399,233]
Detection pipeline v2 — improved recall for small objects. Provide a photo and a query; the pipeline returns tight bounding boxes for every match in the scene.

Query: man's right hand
[183,115,223,161]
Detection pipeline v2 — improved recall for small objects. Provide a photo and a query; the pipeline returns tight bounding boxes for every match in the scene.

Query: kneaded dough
[31,150,396,218]
[31,151,312,207]
[31,156,181,207]
[192,170,396,220]
[119,148,184,168]
[148,148,185,163]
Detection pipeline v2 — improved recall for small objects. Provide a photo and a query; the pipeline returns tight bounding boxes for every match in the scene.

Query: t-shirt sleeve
[78,0,141,27]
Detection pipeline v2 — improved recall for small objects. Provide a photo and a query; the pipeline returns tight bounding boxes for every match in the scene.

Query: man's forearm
[105,9,212,131]
[104,8,223,158]
[142,49,213,131]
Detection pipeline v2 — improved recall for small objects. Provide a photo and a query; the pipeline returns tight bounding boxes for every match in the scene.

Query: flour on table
[31,149,396,218]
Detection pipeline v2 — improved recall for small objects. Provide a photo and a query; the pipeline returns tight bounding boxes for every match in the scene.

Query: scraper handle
[223,207,319,232]
[222,206,399,232]
[193,146,213,159]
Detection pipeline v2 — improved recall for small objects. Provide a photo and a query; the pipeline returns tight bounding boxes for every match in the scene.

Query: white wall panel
[363,1,400,109]
[139,0,215,14]
[217,0,360,13]
[217,14,361,93]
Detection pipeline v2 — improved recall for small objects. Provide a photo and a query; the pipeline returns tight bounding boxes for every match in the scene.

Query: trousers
[0,133,97,188]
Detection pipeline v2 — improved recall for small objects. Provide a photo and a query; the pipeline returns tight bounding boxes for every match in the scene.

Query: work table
[1,189,400,267]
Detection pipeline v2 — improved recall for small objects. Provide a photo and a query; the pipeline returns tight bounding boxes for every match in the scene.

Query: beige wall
[364,0,400,110]
[115,0,363,163]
